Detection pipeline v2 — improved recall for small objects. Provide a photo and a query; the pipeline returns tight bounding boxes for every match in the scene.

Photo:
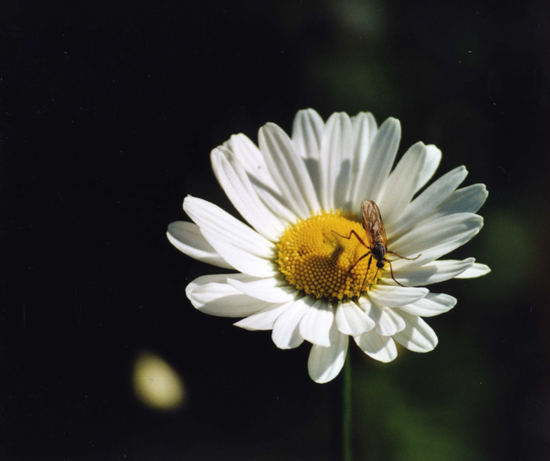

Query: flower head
[167,109,490,383]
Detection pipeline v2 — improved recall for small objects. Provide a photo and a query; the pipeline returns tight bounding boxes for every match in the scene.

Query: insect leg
[330,229,369,248]
[386,259,405,287]
[387,250,421,261]
[360,254,373,291]
[348,251,372,273]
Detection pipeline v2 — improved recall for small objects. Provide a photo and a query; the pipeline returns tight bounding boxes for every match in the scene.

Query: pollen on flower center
[276,211,383,302]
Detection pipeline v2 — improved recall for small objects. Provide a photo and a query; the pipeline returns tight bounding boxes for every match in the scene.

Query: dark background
[0,1,549,460]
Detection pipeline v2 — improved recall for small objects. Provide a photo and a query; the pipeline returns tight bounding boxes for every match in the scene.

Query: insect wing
[361,200,387,247]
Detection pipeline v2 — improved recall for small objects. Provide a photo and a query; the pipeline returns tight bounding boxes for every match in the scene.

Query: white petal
[186,274,273,317]
[292,108,324,159]
[454,262,491,279]
[166,221,232,269]
[349,113,378,205]
[227,277,296,303]
[291,109,324,201]
[432,183,489,218]
[223,134,301,225]
[390,213,483,267]
[186,273,247,307]
[379,142,441,228]
[259,123,320,217]
[394,313,438,353]
[388,166,468,240]
[359,299,405,336]
[250,178,299,227]
[183,196,276,277]
[211,148,287,240]
[299,299,335,347]
[184,196,273,258]
[396,292,457,318]
[351,112,377,163]
[368,285,428,307]
[335,300,376,335]
[354,330,397,363]
[234,302,292,331]
[376,308,406,336]
[415,145,443,194]
[271,297,309,349]
[350,112,378,210]
[308,323,349,383]
[318,112,354,210]
[352,117,401,206]
[391,258,475,286]
[222,133,277,190]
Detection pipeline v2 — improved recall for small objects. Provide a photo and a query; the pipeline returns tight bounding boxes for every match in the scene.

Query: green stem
[342,352,352,461]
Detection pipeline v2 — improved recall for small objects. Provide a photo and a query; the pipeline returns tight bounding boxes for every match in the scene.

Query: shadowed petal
[259,123,320,217]
[455,262,491,278]
[388,166,468,240]
[354,330,397,363]
[396,292,457,317]
[368,285,428,307]
[234,302,293,331]
[394,312,438,352]
[186,274,275,317]
[167,221,232,269]
[352,117,401,206]
[184,195,276,277]
[386,258,475,286]
[271,297,310,349]
[335,300,376,336]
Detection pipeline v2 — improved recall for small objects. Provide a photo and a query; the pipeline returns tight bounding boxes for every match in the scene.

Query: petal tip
[166,221,180,234]
[384,116,401,129]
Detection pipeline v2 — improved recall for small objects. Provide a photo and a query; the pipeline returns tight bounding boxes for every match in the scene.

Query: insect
[334,200,420,289]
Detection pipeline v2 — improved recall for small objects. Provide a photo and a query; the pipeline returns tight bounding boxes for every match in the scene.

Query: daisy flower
[167,109,490,383]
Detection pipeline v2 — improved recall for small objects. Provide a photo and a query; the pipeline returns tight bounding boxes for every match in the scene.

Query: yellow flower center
[276,211,384,302]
